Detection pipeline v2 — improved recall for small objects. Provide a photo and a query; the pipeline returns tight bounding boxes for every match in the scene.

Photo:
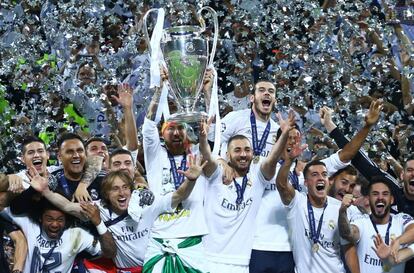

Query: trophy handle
[197,7,219,67]
[142,8,161,56]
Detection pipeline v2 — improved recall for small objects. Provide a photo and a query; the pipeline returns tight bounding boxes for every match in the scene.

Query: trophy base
[168,111,208,123]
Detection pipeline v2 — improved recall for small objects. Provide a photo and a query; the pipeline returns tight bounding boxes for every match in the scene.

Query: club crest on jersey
[402,214,414,225]
[221,123,226,133]
[90,189,99,200]
[328,220,335,230]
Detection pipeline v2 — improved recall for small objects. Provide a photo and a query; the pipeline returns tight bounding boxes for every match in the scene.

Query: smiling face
[22,141,49,176]
[369,182,393,221]
[106,176,133,215]
[328,170,357,201]
[226,137,253,175]
[304,163,329,206]
[41,209,66,239]
[250,81,276,121]
[402,159,414,198]
[58,139,86,180]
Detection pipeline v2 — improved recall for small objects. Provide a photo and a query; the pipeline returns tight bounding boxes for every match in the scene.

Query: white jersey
[16,165,61,189]
[253,152,349,251]
[217,109,280,160]
[352,213,414,273]
[286,193,346,273]
[203,164,269,266]
[98,191,172,268]
[142,118,208,238]
[3,208,101,273]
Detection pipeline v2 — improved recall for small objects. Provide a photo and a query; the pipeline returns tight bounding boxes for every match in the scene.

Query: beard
[370,203,391,219]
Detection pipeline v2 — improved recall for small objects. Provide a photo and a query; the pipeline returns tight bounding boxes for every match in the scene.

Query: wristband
[96,221,108,235]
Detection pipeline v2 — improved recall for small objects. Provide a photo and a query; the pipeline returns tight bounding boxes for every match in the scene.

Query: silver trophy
[143,7,218,122]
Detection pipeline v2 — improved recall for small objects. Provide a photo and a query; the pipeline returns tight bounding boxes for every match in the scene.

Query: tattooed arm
[73,155,103,202]
[338,194,360,244]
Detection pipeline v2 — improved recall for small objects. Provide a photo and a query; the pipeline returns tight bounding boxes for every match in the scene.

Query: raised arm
[337,99,383,163]
[261,111,294,180]
[338,194,360,244]
[199,119,219,177]
[115,83,139,151]
[146,67,167,121]
[275,132,306,205]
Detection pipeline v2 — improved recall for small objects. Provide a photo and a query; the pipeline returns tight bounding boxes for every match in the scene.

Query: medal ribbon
[289,171,300,190]
[279,159,300,190]
[307,196,328,246]
[370,215,393,244]
[234,175,249,205]
[167,152,187,190]
[57,171,71,198]
[250,110,271,157]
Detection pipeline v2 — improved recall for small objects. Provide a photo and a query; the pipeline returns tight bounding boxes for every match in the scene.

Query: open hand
[365,99,383,127]
[26,166,48,193]
[178,154,208,182]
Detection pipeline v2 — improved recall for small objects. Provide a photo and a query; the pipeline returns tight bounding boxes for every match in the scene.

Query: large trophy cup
[143,7,218,123]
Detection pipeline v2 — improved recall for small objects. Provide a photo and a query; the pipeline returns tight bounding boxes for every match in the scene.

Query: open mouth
[262,99,271,108]
[32,159,43,169]
[337,192,345,199]
[47,229,61,238]
[118,197,128,207]
[375,201,386,213]
[71,159,82,168]
[409,181,414,187]
[316,182,325,191]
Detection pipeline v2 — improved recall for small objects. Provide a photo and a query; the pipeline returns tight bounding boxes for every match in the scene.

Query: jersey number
[30,246,62,273]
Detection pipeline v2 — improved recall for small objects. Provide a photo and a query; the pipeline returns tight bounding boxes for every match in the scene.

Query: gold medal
[382,264,391,272]
[312,243,319,252]
[253,155,260,164]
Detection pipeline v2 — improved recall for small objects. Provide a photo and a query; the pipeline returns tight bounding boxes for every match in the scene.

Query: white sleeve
[142,117,161,160]
[149,192,174,219]
[16,171,31,189]
[285,190,302,210]
[1,208,35,236]
[321,150,351,177]
[401,213,414,230]
[79,228,102,256]
[349,217,364,244]
[205,165,222,184]
[218,112,238,158]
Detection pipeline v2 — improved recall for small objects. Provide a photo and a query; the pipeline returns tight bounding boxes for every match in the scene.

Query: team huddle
[0,79,414,273]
